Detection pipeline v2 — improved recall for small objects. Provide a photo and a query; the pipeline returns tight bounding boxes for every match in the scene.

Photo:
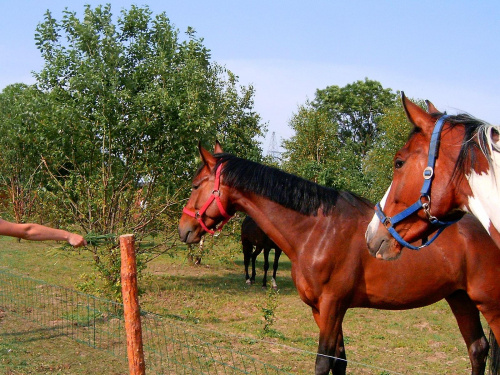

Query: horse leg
[262,247,270,289]
[489,332,500,375]
[476,309,500,375]
[332,327,347,374]
[446,291,488,375]
[271,248,282,290]
[242,240,253,285]
[251,246,262,285]
[312,302,347,375]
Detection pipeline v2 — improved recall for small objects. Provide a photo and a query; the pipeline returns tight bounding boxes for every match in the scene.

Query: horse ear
[402,92,435,134]
[214,140,223,154]
[425,100,441,115]
[198,141,217,170]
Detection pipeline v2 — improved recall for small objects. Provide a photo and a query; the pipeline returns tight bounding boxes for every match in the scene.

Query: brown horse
[241,215,282,289]
[179,142,500,375]
[366,92,500,260]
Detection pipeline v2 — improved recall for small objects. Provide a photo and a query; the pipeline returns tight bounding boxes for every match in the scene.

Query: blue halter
[375,115,459,250]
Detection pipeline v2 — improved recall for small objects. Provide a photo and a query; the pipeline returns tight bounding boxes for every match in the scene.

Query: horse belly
[361,272,457,310]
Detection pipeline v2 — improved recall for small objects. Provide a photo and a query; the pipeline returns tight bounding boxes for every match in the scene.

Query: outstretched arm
[0,219,87,247]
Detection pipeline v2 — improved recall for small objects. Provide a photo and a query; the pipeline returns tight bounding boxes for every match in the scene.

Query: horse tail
[489,330,500,374]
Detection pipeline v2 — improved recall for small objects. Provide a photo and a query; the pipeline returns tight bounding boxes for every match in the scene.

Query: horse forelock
[214,153,370,216]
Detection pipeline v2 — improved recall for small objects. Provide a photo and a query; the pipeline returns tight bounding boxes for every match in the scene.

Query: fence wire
[0,270,292,374]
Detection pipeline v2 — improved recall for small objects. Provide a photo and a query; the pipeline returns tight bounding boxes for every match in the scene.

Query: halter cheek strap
[182,164,233,235]
[375,115,459,250]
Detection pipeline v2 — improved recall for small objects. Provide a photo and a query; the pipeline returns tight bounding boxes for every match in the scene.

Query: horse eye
[394,159,404,169]
[192,185,199,190]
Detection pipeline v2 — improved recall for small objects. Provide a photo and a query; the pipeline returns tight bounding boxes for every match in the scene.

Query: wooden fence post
[120,234,146,375]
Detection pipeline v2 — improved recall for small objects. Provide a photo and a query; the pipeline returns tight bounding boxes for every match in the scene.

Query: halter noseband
[375,115,459,250]
[182,164,233,235]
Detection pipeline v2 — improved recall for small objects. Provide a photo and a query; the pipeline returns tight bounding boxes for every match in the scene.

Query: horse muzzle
[178,215,203,244]
[366,226,403,261]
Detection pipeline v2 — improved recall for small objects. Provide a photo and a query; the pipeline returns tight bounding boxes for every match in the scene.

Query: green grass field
[0,234,486,374]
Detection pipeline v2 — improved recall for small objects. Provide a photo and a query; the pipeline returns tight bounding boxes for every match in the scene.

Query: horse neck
[230,192,321,263]
[464,150,500,243]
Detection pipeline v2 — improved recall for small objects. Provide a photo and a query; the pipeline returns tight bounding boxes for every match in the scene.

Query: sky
[1,1,500,154]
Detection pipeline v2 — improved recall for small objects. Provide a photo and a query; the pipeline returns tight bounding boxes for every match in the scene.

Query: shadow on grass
[148,270,298,296]
[1,325,69,344]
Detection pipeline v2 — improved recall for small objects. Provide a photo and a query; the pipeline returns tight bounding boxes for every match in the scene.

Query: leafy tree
[282,103,340,186]
[313,78,397,157]
[0,84,49,225]
[364,99,425,201]
[30,4,265,298]
[282,80,397,198]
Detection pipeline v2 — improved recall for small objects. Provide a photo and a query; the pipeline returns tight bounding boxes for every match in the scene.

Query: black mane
[214,153,372,216]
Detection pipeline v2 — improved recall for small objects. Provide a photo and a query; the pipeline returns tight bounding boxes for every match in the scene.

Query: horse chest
[291,264,336,308]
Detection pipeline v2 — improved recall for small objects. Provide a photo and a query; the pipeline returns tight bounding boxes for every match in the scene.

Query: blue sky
[2,1,499,152]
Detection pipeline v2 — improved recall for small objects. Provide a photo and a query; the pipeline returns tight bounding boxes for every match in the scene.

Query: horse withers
[241,215,282,290]
[366,92,500,260]
[179,142,500,375]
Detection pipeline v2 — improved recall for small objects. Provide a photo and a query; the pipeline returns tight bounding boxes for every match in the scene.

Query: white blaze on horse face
[466,168,500,235]
[365,183,392,242]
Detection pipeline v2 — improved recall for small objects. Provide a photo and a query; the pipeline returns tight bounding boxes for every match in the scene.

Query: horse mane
[214,153,372,216]
[431,113,498,180]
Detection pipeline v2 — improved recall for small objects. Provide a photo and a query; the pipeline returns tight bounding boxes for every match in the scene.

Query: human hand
[68,233,87,247]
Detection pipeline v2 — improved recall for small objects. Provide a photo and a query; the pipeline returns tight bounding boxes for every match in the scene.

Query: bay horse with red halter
[366,92,500,260]
[179,142,500,375]
[241,215,282,290]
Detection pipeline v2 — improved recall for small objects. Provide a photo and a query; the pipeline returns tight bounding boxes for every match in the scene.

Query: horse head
[365,93,466,260]
[178,142,234,244]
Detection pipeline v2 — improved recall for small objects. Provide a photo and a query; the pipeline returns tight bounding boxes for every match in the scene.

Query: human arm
[0,219,87,247]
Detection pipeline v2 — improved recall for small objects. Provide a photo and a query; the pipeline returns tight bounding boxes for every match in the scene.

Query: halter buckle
[423,166,434,180]
[383,217,392,228]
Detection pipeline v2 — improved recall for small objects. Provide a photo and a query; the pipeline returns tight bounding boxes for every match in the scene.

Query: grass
[0,234,486,374]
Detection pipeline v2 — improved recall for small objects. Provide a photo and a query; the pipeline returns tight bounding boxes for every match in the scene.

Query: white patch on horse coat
[365,183,392,242]
[466,126,500,233]
[466,168,500,235]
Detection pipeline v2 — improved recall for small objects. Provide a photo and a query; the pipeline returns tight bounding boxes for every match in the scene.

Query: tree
[313,78,397,157]
[282,79,397,198]
[364,99,425,201]
[282,103,340,186]
[31,4,265,298]
[0,84,48,225]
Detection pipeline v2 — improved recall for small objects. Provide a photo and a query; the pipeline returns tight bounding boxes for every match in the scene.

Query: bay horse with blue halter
[179,142,500,375]
[241,215,282,289]
[366,92,500,260]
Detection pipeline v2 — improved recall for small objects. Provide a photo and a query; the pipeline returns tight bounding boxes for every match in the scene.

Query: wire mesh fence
[0,270,292,374]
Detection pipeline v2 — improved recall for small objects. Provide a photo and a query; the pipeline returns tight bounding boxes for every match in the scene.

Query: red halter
[182,164,233,235]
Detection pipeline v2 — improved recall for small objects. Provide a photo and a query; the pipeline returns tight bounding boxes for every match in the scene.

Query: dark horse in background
[179,142,500,375]
[241,215,282,289]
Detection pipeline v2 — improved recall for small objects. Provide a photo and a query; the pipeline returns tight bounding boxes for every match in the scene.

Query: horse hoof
[246,279,252,285]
